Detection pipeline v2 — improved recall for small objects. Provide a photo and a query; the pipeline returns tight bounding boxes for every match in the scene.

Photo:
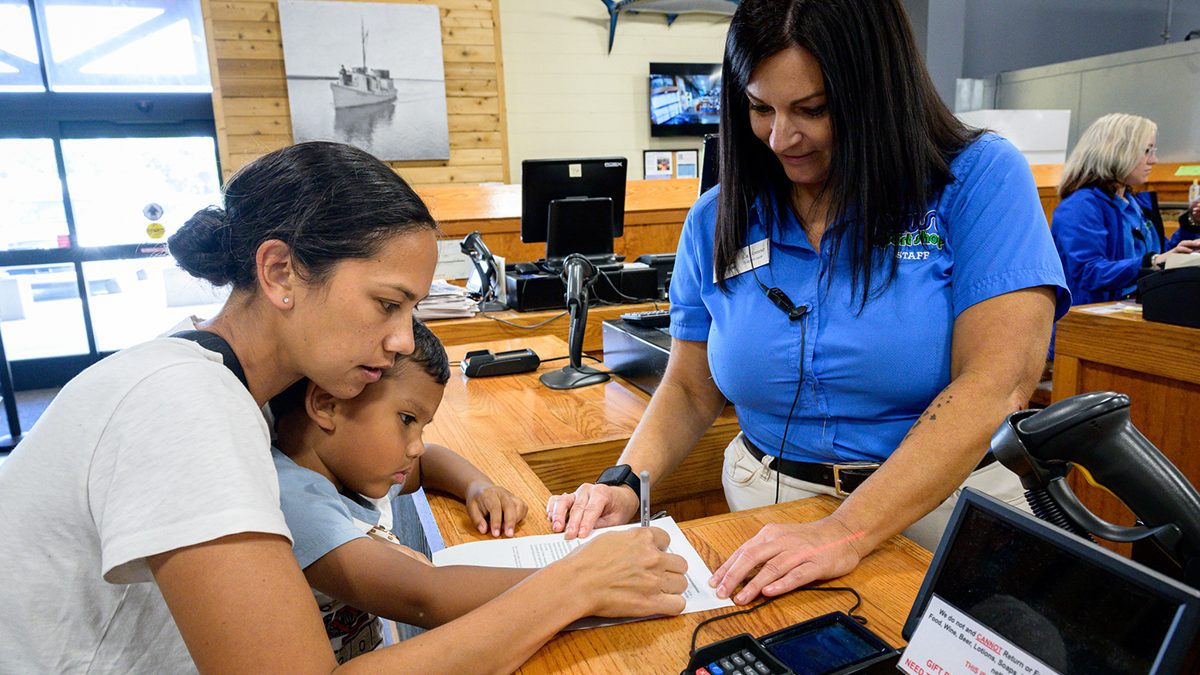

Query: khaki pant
[720,433,1030,551]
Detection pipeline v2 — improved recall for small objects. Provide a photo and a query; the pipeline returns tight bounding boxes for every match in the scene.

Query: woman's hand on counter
[708,516,866,605]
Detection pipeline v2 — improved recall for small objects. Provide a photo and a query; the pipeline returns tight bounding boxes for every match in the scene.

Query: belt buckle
[831,462,881,497]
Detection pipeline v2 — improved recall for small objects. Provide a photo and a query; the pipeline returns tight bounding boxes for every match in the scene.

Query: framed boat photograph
[278,0,450,161]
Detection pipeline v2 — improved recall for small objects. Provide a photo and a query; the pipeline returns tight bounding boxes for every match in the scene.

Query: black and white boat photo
[278,0,449,161]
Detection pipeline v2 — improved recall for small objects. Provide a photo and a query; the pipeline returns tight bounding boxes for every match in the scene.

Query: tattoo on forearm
[901,394,953,442]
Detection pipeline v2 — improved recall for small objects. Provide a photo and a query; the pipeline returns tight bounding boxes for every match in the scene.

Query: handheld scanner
[560,254,595,368]
[991,392,1200,568]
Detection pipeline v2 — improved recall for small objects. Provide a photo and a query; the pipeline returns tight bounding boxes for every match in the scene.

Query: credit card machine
[684,612,898,675]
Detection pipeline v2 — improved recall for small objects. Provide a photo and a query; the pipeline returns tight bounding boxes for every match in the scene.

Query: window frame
[0,4,219,394]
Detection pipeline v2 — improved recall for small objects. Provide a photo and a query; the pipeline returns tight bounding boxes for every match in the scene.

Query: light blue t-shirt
[669,134,1070,464]
[272,449,388,567]
[273,449,400,663]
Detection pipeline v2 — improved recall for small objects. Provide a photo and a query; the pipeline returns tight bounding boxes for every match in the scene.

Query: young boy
[270,320,531,663]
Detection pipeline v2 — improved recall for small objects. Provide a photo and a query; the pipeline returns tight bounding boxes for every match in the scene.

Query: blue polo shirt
[669,134,1069,464]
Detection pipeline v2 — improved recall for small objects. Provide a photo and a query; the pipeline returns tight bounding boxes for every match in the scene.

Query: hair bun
[168,206,236,287]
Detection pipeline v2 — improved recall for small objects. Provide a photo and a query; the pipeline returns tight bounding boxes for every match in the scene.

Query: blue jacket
[1051,187,1185,305]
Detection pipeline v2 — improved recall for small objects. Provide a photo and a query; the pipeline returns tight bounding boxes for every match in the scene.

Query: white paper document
[431,516,734,628]
[1163,252,1200,270]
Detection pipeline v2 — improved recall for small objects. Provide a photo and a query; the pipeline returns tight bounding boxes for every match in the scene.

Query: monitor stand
[476,298,508,312]
[539,364,610,390]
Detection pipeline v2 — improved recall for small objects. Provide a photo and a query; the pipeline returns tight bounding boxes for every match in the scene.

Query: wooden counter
[416,178,699,263]
[420,335,931,672]
[424,302,661,353]
[1051,303,1200,555]
[514,498,930,674]
[424,335,737,536]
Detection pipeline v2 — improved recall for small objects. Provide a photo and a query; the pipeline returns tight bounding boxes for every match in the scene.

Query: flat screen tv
[649,62,721,137]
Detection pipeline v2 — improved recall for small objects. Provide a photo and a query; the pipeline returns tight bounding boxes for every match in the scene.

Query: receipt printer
[1139,267,1200,329]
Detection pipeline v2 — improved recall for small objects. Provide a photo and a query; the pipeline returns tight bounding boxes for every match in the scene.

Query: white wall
[498,1,728,183]
[994,40,1200,163]
[962,0,1200,79]
[901,0,967,108]
[902,0,1200,107]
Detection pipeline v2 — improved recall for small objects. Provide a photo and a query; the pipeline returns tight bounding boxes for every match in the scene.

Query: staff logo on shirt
[892,210,945,261]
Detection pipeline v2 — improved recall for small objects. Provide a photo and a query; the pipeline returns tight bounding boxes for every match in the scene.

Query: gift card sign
[900,595,1060,675]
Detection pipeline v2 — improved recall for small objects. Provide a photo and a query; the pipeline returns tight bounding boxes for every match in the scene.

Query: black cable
[479,309,568,329]
[541,353,602,364]
[776,314,806,505]
[593,268,662,307]
[688,585,867,657]
[746,245,807,505]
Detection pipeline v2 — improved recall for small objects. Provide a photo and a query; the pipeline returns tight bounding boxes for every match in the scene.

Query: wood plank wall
[200,0,509,186]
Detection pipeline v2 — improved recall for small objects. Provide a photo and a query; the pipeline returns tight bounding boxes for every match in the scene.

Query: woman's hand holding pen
[546,483,640,539]
[556,527,689,618]
[466,481,528,538]
[708,517,865,605]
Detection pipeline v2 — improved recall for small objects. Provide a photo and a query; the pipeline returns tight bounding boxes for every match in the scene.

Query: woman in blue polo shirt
[548,0,1069,603]
[1052,113,1200,305]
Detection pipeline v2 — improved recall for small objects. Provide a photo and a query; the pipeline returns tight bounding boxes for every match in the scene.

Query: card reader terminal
[686,612,897,675]
[460,348,541,378]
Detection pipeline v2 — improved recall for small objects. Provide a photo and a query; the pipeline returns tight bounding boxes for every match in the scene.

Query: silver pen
[640,470,650,527]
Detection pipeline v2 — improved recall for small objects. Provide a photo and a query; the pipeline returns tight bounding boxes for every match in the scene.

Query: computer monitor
[544,197,615,264]
[520,157,627,246]
[904,489,1200,673]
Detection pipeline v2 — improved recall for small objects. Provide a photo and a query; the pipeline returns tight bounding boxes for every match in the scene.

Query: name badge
[716,238,770,283]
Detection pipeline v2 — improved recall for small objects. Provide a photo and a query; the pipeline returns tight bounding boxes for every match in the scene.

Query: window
[0,1,219,407]
[0,1,44,92]
[0,138,70,250]
[62,136,221,247]
[39,0,211,92]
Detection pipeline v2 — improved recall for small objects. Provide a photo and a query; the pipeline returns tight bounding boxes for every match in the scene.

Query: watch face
[597,465,639,494]
[598,465,631,485]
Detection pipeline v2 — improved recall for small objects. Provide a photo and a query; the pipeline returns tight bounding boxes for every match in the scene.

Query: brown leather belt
[742,436,997,496]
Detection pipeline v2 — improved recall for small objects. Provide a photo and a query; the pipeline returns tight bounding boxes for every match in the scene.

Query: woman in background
[1053,113,1200,304]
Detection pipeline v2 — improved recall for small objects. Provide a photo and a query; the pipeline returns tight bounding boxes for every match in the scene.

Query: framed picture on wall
[644,150,673,179]
[644,149,700,179]
[675,150,698,178]
[278,0,450,161]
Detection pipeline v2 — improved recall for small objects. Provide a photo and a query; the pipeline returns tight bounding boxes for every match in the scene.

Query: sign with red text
[900,595,1060,675]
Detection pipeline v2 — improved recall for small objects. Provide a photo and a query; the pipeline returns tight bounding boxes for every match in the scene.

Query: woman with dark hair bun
[0,141,687,671]
[550,0,1070,602]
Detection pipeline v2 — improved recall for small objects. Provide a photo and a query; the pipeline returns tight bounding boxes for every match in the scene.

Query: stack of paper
[431,516,733,630]
[415,280,478,320]
[1163,252,1200,270]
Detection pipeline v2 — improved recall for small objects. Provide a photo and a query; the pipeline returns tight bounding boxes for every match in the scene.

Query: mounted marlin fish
[600,0,740,53]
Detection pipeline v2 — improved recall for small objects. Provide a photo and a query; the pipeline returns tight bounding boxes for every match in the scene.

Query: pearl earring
[282,297,290,304]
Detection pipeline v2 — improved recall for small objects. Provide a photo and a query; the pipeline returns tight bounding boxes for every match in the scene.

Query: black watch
[596,464,641,496]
